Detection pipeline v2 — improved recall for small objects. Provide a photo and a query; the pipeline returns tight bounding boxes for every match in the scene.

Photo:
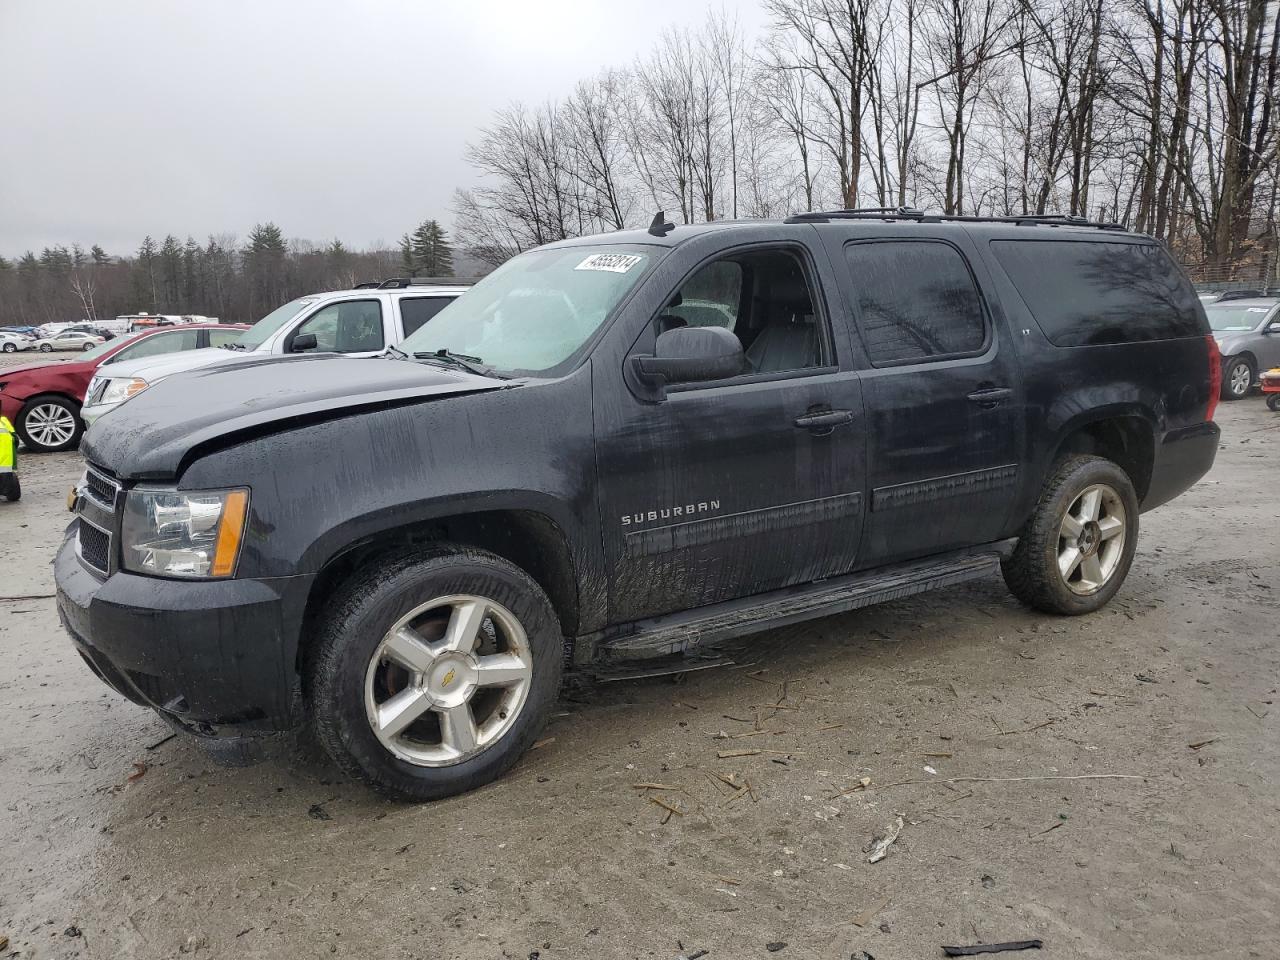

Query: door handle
[966,386,1013,408]
[794,408,854,431]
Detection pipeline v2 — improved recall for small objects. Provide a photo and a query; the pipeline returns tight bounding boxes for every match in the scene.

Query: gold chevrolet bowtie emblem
[441,669,456,687]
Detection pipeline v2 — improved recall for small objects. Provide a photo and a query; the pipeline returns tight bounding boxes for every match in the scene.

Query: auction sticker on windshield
[575,254,644,273]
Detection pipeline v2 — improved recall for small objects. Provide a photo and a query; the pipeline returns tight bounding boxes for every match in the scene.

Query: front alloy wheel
[1222,358,1253,400]
[308,546,562,801]
[364,595,534,767]
[18,398,83,452]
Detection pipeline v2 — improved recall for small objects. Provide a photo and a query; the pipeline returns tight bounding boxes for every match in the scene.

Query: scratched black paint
[57,218,1219,736]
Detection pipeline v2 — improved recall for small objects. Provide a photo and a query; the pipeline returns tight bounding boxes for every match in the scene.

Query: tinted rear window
[991,239,1203,346]
[845,240,987,364]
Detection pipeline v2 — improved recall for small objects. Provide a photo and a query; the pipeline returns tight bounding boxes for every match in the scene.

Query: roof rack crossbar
[352,277,479,290]
[785,207,1127,231]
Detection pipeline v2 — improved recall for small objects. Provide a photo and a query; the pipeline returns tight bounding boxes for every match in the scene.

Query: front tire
[38,343,52,353]
[1002,455,1139,615]
[81,342,95,351]
[307,545,563,801]
[1221,356,1254,400]
[16,396,83,452]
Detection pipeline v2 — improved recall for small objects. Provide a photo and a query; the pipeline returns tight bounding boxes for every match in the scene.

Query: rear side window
[844,240,987,364]
[991,239,1202,345]
[399,296,453,337]
[111,330,198,362]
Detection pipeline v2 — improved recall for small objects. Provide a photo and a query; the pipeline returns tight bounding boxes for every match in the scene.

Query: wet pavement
[1,367,1277,959]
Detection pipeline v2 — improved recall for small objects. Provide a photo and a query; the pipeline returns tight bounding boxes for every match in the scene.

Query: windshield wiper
[220,342,247,351]
[385,344,408,359]
[412,348,502,378]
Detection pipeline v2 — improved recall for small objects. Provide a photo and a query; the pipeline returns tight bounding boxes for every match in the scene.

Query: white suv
[82,279,469,425]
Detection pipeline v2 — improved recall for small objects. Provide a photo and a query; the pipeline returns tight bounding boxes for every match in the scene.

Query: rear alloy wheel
[17,397,83,452]
[1221,357,1254,400]
[81,342,95,351]
[1002,455,1139,615]
[308,546,562,801]
[2,342,14,353]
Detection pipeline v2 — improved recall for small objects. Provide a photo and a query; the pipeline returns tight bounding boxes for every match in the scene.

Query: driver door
[593,243,866,623]
[285,298,387,356]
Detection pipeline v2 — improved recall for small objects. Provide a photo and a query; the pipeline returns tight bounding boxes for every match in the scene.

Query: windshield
[237,297,317,350]
[1206,304,1273,332]
[81,333,145,362]
[398,245,654,375]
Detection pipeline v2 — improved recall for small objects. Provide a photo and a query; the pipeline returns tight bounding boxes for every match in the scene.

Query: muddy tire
[307,545,563,801]
[1002,455,1139,615]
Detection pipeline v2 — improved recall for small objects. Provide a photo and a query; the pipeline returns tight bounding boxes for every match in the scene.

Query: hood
[0,358,94,380]
[82,353,510,479]
[96,345,243,382]
[1213,331,1256,352]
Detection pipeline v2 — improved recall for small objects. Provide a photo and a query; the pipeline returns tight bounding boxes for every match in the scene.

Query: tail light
[1205,335,1221,422]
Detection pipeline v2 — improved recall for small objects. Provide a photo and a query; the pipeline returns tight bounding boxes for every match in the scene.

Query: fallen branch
[876,774,1147,788]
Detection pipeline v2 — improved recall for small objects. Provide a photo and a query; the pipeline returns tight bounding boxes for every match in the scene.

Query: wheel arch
[1045,411,1156,504]
[296,506,582,674]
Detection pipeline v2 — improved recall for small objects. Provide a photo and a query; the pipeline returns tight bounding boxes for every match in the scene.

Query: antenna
[648,211,675,237]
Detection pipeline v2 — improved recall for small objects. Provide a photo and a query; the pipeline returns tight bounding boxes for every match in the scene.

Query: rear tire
[1221,356,1254,400]
[307,545,563,801]
[39,343,52,353]
[2,342,14,353]
[1002,455,1139,615]
[81,342,95,351]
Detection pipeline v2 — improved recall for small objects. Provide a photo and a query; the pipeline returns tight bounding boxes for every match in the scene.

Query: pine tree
[135,235,158,307]
[399,233,415,273]
[243,223,288,315]
[90,244,110,266]
[408,219,455,276]
[159,234,183,306]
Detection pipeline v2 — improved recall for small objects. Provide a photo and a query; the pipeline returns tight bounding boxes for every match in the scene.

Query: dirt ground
[2,353,1277,959]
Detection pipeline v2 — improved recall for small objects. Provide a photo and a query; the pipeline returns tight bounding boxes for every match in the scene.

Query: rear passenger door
[396,295,456,338]
[824,231,1024,568]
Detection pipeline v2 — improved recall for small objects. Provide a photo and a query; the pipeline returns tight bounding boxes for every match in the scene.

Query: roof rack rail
[785,207,1127,231]
[352,277,479,290]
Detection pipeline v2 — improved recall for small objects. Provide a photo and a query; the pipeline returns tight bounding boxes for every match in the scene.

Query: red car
[0,323,247,452]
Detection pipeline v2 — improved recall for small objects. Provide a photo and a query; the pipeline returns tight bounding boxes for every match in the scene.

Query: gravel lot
[2,352,1277,959]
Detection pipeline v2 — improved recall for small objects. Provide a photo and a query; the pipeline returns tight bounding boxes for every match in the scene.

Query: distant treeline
[0,220,471,326]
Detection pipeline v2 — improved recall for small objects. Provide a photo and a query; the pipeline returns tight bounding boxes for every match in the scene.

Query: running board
[594,545,1010,661]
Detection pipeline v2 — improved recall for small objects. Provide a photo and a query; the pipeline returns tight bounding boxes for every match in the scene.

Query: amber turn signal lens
[211,490,249,577]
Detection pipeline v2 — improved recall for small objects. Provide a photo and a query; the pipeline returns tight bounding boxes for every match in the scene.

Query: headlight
[121,487,249,578]
[99,377,150,405]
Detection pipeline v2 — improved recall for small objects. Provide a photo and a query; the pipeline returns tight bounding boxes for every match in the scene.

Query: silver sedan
[1207,298,1280,400]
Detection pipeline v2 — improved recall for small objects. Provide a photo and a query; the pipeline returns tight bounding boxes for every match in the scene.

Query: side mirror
[633,326,746,387]
[290,332,318,352]
[1266,322,1280,334]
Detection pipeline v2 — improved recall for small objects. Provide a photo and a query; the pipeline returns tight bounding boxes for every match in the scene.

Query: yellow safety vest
[0,416,16,473]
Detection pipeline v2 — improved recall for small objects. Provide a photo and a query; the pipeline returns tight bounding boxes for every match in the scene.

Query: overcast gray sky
[0,0,765,257]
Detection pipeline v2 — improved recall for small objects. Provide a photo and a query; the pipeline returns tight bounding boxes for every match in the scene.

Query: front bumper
[54,530,314,735]
[79,399,116,427]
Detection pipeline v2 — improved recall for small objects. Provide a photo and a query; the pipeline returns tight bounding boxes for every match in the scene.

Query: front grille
[83,465,120,506]
[77,519,110,573]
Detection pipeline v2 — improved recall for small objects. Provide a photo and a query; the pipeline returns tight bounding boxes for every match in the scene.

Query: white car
[81,279,470,425]
[32,330,105,353]
[0,331,35,353]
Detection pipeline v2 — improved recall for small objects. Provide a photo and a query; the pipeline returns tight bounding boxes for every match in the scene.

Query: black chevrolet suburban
[56,210,1221,800]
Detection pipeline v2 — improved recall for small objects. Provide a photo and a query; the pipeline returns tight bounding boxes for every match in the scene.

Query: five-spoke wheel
[1003,455,1139,615]
[308,546,562,801]
[364,595,534,767]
